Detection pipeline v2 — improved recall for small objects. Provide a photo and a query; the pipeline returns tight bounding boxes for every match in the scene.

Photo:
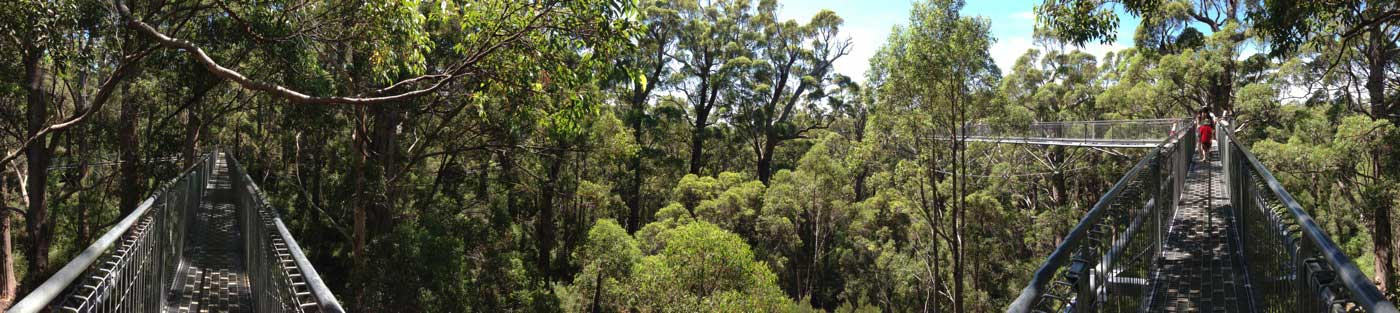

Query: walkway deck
[167,154,253,313]
[1148,149,1249,312]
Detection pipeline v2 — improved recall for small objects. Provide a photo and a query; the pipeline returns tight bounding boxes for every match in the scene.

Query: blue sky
[776,0,1140,81]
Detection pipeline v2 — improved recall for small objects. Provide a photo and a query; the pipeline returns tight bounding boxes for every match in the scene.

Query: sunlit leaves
[631,221,792,312]
[561,219,640,312]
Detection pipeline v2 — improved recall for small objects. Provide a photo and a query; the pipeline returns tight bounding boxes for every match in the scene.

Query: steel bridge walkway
[9,151,343,313]
[168,156,252,312]
[1146,152,1247,312]
[1009,119,1397,313]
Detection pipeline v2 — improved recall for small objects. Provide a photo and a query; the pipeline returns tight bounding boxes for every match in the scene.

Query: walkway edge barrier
[8,152,214,313]
[1222,124,1399,312]
[1007,124,1192,312]
[228,153,345,313]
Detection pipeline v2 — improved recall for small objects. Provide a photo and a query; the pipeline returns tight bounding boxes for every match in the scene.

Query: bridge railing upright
[1007,124,1194,312]
[1219,122,1398,312]
[8,152,214,313]
[228,153,344,313]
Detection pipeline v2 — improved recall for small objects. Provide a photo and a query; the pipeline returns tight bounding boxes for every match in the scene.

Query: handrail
[1007,124,1192,312]
[227,154,345,313]
[8,152,213,313]
[1221,124,1398,312]
[9,148,343,313]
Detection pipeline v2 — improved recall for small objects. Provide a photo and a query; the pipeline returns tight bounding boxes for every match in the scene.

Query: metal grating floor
[167,155,252,313]
[1148,150,1249,312]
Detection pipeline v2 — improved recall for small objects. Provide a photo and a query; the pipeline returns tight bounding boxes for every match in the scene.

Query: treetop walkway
[6,117,1390,313]
[1007,119,1398,312]
[8,151,342,313]
[955,118,1186,148]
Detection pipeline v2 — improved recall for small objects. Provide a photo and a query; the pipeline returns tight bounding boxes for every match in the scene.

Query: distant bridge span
[945,118,1188,148]
[955,136,1164,148]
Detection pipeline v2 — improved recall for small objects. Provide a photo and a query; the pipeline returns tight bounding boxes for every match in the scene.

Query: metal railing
[1220,122,1398,312]
[963,119,1187,147]
[9,150,343,313]
[229,154,344,313]
[1008,125,1194,312]
[8,152,213,313]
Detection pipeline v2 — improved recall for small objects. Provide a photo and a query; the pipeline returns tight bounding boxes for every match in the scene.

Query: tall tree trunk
[920,126,943,313]
[352,133,366,265]
[1211,62,1236,114]
[852,117,869,201]
[118,84,141,217]
[1366,27,1396,293]
[952,89,966,313]
[757,145,774,185]
[350,108,368,309]
[182,108,199,168]
[181,80,218,168]
[22,46,54,289]
[1,174,16,307]
[687,80,714,175]
[589,270,603,313]
[625,91,646,233]
[77,189,90,248]
[687,121,707,175]
[853,167,868,201]
[369,104,399,236]
[537,152,563,280]
[1050,146,1068,210]
[626,142,643,233]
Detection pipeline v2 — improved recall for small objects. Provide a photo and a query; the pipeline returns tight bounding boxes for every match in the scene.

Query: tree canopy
[0,0,1396,311]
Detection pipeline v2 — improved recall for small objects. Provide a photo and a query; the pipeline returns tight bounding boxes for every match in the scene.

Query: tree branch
[0,46,154,170]
[116,0,548,106]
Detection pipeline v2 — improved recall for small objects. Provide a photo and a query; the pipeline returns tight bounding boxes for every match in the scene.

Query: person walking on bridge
[1197,111,1214,162]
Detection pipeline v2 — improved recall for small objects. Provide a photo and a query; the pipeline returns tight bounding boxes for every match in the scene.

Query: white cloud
[990,37,1129,75]
[831,26,883,82]
[990,37,1035,74]
[1012,11,1035,20]
[772,1,909,83]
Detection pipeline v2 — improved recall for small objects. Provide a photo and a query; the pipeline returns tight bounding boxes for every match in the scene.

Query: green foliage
[5,0,1398,311]
[560,219,640,312]
[632,221,793,312]
[671,174,720,213]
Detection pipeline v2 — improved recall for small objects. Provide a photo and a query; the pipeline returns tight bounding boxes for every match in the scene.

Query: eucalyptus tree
[632,221,794,311]
[0,0,162,291]
[998,49,1103,228]
[670,0,754,175]
[104,0,636,310]
[734,0,851,185]
[1253,0,1400,292]
[1037,0,1258,113]
[870,0,1000,310]
[760,134,857,308]
[618,0,680,233]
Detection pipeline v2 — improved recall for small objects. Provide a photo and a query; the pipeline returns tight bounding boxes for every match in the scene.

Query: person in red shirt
[1197,112,1214,161]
